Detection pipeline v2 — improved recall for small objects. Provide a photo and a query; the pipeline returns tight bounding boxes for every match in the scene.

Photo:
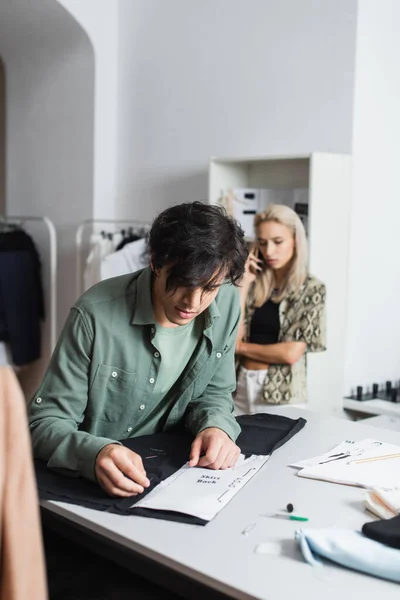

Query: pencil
[352,452,400,464]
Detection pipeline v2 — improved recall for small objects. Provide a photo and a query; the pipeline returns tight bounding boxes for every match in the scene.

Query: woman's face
[256,220,295,272]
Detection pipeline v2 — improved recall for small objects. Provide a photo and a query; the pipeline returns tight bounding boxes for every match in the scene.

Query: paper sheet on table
[132,454,269,521]
[290,438,398,469]
[297,455,400,489]
[296,440,400,490]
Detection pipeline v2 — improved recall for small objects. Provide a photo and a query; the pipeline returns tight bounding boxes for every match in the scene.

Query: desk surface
[42,408,400,600]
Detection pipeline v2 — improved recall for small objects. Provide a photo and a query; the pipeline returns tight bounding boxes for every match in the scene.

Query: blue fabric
[296,528,400,583]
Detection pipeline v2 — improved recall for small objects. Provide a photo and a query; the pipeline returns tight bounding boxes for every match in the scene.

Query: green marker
[261,513,309,522]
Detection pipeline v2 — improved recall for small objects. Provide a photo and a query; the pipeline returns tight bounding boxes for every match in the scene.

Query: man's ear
[150,259,158,274]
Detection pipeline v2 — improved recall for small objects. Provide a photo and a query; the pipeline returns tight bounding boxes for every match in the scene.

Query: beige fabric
[0,367,48,600]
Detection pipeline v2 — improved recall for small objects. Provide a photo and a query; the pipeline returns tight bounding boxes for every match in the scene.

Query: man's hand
[95,444,150,497]
[188,428,240,470]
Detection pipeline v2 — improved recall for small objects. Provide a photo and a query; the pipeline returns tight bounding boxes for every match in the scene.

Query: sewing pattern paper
[132,454,269,521]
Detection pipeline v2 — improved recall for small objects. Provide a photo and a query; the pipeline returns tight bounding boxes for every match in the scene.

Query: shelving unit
[209,153,352,414]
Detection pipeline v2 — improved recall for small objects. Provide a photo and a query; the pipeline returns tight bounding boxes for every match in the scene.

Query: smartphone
[256,248,267,272]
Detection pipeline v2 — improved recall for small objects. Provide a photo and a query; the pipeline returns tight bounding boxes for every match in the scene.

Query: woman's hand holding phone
[242,247,264,286]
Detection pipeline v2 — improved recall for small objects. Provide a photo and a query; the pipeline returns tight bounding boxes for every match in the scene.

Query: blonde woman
[235,204,326,414]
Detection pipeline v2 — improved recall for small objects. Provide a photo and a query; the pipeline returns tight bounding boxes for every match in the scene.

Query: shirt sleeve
[28,307,121,482]
[285,282,326,352]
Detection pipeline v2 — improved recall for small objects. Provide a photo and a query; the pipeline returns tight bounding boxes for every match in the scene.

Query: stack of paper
[291,439,400,490]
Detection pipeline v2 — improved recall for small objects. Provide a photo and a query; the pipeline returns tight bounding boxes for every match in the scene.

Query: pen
[261,513,309,522]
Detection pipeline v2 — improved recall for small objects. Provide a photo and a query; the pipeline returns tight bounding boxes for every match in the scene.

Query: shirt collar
[130,267,155,325]
[130,265,221,328]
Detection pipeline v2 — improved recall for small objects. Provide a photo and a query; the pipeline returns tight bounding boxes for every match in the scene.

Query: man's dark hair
[149,201,247,292]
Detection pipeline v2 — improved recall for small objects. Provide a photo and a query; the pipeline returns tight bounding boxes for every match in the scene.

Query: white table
[41,408,400,600]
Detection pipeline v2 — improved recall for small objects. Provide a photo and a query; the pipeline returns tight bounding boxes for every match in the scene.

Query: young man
[29,202,247,497]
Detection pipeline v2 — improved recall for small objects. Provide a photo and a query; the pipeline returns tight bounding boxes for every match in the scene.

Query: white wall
[57,0,119,218]
[116,0,358,221]
[345,0,400,393]
[0,0,95,394]
[7,0,393,406]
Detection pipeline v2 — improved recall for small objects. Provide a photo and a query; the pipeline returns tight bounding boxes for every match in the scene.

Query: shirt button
[149,378,155,384]
[151,327,155,334]
[127,427,133,433]
[36,397,42,404]
[216,352,222,359]
[154,351,160,358]
[139,404,145,411]
[111,371,118,378]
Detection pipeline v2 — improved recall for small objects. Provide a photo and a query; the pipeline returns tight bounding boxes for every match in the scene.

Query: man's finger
[196,439,221,468]
[97,470,143,497]
[220,448,240,470]
[114,454,150,488]
[130,451,146,473]
[104,460,146,492]
[201,444,230,470]
[188,437,203,467]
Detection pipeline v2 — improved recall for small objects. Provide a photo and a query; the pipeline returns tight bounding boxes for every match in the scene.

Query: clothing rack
[75,218,151,298]
[0,215,57,352]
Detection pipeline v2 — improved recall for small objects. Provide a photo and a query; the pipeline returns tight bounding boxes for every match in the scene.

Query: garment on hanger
[0,226,45,366]
[83,226,149,292]
[100,237,149,281]
[83,232,118,292]
[35,412,306,525]
[115,231,141,252]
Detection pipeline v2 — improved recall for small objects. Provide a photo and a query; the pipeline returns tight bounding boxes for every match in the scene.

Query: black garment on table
[362,514,400,550]
[0,238,44,365]
[249,299,280,345]
[35,413,306,526]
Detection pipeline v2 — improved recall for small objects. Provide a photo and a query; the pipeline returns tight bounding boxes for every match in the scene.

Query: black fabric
[249,299,280,344]
[0,229,45,317]
[362,514,400,550]
[236,412,307,456]
[0,252,42,365]
[36,413,307,526]
[0,228,44,365]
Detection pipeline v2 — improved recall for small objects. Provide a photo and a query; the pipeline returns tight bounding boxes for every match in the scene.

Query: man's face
[152,266,225,328]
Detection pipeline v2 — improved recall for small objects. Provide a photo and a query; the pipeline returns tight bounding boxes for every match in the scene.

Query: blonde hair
[253,204,308,307]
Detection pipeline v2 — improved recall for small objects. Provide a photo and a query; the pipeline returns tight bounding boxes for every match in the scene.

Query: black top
[249,298,280,344]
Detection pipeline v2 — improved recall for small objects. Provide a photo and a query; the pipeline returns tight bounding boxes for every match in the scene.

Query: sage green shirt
[28,267,241,481]
[152,316,203,399]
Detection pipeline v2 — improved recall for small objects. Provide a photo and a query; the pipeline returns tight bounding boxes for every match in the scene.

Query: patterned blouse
[242,275,326,404]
